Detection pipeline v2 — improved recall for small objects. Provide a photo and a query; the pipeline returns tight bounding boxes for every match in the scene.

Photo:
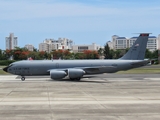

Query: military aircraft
[3,33,150,81]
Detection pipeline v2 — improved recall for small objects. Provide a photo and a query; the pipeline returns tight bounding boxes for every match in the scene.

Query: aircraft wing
[131,60,149,66]
[77,66,117,73]
[47,66,117,74]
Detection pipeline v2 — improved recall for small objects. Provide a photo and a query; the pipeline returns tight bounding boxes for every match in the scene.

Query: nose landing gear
[21,76,25,81]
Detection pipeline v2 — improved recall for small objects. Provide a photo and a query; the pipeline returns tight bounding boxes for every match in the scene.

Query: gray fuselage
[7,59,148,76]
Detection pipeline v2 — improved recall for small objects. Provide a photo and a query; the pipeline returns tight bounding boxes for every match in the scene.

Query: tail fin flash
[120,33,149,60]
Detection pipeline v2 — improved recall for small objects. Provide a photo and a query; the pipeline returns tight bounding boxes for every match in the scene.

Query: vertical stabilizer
[120,33,149,60]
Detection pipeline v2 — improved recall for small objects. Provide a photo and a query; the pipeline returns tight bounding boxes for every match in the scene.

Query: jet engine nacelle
[68,69,85,79]
[50,70,67,80]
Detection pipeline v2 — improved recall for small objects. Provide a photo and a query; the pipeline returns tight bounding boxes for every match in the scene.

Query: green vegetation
[117,67,160,74]
[0,66,6,68]
[0,66,10,75]
[0,60,16,66]
[0,47,99,61]
[0,69,10,75]
[0,44,158,61]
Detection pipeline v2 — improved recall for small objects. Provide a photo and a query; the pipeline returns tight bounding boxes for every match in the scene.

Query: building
[72,43,101,53]
[157,34,160,50]
[115,37,128,50]
[24,44,34,51]
[39,43,49,52]
[39,38,73,52]
[5,33,18,50]
[112,35,119,49]
[110,35,157,52]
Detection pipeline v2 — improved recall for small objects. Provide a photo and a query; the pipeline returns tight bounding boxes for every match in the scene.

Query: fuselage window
[112,64,118,67]
[9,64,13,67]
[56,63,59,68]
[13,68,29,70]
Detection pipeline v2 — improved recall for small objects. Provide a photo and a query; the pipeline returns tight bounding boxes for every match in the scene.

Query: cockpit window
[8,64,13,67]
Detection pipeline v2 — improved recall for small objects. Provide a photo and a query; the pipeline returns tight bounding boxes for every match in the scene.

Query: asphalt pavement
[0,74,160,120]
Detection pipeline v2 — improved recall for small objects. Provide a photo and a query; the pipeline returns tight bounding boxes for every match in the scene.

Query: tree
[115,49,121,59]
[98,48,103,56]
[125,48,129,53]
[5,49,14,60]
[145,49,152,59]
[12,47,29,60]
[97,48,104,59]
[152,50,158,59]
[74,53,83,59]
[103,43,110,59]
[63,50,71,59]
[109,49,114,59]
[0,49,2,59]
[33,48,38,52]
[83,50,99,59]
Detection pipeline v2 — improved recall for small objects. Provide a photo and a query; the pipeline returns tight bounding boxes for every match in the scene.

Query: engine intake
[50,70,67,80]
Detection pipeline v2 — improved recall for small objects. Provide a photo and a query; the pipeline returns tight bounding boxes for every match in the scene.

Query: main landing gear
[70,77,81,81]
[21,76,25,81]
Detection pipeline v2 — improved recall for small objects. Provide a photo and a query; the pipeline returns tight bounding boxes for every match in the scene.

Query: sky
[0,0,160,50]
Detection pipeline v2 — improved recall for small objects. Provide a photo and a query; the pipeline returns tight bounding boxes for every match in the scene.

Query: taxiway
[0,74,160,120]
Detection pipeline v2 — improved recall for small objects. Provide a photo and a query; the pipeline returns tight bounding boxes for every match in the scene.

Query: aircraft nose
[3,66,9,72]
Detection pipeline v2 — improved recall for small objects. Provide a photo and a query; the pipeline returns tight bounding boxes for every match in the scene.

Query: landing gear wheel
[70,78,75,80]
[21,77,25,81]
[70,77,81,81]
[75,77,81,81]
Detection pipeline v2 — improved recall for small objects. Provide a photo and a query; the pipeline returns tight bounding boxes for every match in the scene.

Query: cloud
[0,0,122,20]
[0,0,159,21]
[0,0,160,34]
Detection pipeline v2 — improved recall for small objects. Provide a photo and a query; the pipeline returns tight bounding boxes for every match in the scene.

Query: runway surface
[0,74,160,120]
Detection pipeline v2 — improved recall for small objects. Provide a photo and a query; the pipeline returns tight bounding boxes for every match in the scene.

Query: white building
[72,43,101,53]
[24,44,34,51]
[39,43,49,52]
[147,36,157,52]
[39,38,73,52]
[115,37,128,49]
[157,34,160,50]
[5,33,18,50]
[112,35,119,49]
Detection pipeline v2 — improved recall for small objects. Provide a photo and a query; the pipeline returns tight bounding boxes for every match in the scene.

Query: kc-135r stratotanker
[3,33,150,81]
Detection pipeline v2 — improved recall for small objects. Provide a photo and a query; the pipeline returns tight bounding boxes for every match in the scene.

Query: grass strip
[117,68,160,74]
[0,70,10,75]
